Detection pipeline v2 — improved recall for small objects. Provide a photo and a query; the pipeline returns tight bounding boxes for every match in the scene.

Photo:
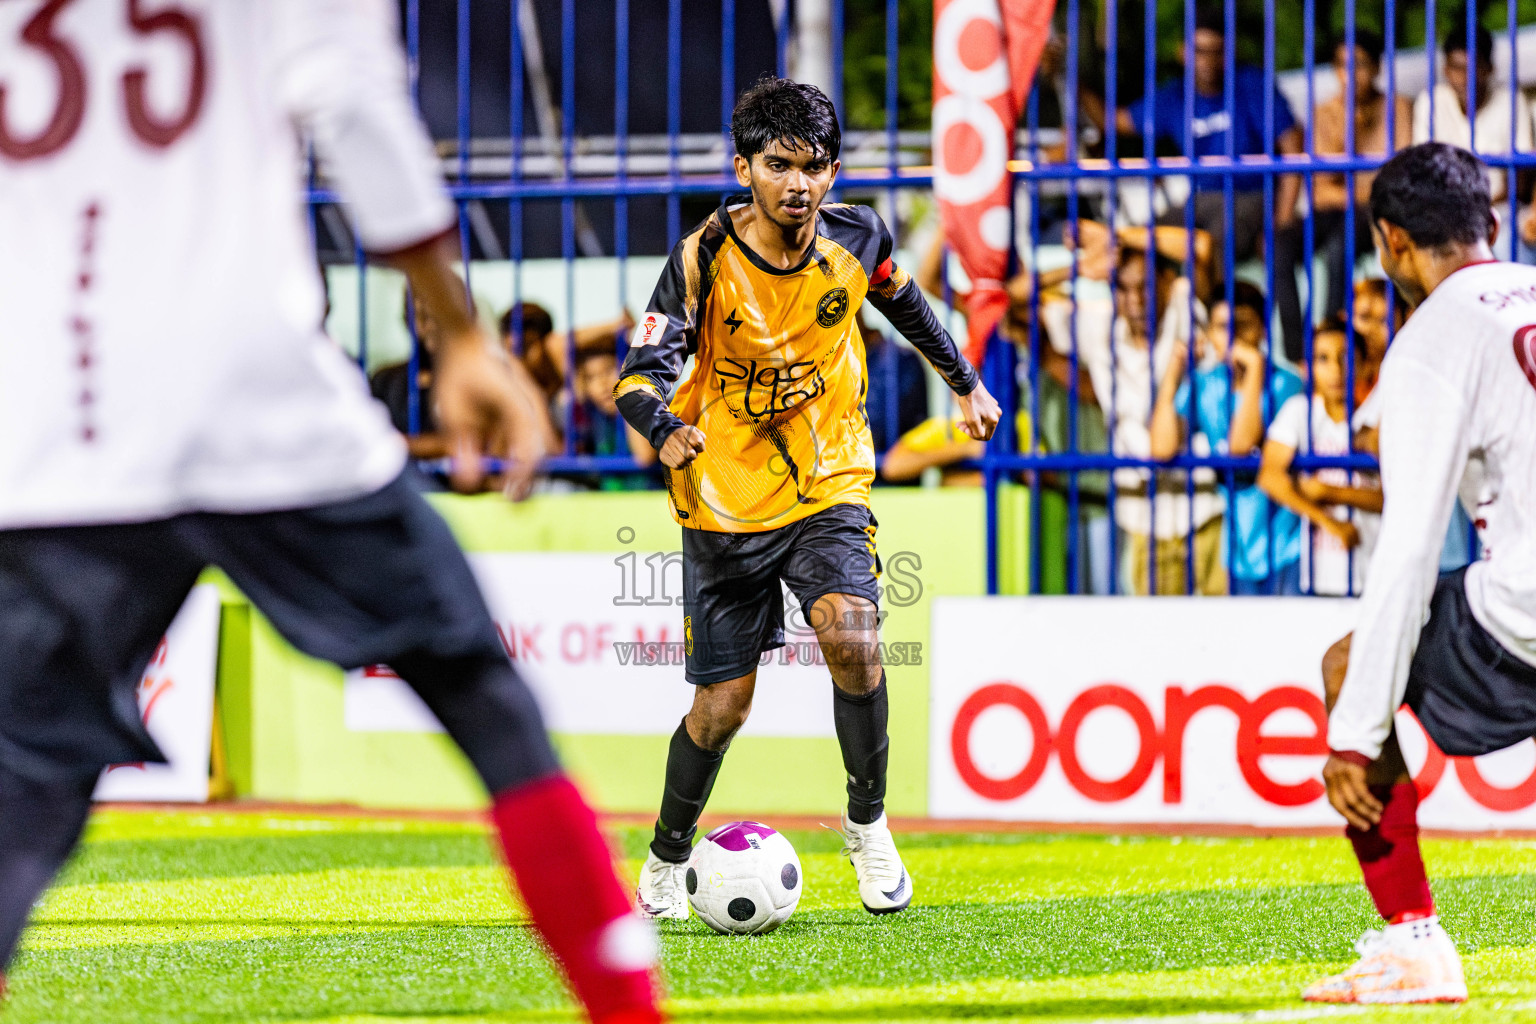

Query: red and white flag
[933,0,1057,366]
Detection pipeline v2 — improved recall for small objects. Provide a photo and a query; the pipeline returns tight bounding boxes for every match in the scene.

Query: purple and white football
[685,821,802,935]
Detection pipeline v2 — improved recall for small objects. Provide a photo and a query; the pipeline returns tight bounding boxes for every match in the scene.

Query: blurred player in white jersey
[0,3,661,1020]
[1305,142,1536,1005]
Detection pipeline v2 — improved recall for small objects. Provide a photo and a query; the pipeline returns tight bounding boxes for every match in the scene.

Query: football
[685,821,802,935]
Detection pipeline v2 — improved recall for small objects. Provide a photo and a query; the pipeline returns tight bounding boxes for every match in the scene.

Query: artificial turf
[2,810,1533,1023]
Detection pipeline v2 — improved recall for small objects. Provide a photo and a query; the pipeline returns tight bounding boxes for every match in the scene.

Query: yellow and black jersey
[615,197,978,533]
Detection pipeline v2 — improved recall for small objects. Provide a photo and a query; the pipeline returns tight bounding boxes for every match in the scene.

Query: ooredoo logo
[950,682,1536,812]
[636,313,668,347]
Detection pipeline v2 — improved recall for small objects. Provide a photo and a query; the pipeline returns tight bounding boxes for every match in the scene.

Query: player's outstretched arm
[858,217,999,440]
[389,234,554,497]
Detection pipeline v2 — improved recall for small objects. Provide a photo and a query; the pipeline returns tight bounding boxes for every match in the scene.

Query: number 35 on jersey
[0,0,207,162]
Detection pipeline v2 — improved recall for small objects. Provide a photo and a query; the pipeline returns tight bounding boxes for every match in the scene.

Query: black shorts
[0,471,555,790]
[1403,567,1536,757]
[681,503,881,686]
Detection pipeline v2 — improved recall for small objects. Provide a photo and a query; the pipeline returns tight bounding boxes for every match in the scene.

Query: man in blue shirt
[1113,8,1303,285]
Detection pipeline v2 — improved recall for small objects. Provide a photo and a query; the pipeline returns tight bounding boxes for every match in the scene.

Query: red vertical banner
[933,0,1056,366]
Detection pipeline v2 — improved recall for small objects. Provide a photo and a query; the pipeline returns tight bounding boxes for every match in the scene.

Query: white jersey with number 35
[0,0,452,528]
[1331,261,1536,760]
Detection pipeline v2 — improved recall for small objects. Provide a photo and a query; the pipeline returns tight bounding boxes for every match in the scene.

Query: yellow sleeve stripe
[614,374,662,401]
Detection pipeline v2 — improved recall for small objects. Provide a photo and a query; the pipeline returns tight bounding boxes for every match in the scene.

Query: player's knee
[689,706,749,751]
[688,683,754,750]
[1322,635,1352,711]
[832,662,884,697]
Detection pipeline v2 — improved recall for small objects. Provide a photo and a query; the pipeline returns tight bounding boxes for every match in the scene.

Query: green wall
[216,487,1010,816]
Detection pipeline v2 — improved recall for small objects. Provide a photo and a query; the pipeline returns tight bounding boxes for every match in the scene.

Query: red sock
[491,775,662,1024]
[1346,782,1435,923]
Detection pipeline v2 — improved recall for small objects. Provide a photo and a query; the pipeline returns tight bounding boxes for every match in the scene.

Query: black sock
[0,764,95,970]
[835,674,889,825]
[650,718,726,863]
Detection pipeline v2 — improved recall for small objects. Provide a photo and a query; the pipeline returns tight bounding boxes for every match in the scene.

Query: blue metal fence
[312,0,1523,598]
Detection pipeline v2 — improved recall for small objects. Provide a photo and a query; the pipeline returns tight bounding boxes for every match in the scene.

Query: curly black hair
[730,76,841,163]
[1369,143,1492,249]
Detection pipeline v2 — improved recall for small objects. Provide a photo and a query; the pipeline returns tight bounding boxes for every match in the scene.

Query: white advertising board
[931,597,1536,830]
[95,584,222,803]
[345,552,838,738]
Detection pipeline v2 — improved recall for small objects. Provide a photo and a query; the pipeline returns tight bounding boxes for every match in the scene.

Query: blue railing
[311,0,1518,598]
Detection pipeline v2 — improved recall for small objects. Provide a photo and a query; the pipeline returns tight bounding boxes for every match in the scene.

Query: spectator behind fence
[500,302,636,443]
[1351,278,1406,405]
[1257,322,1383,595]
[1153,282,1306,594]
[371,295,447,458]
[858,311,929,455]
[1110,6,1302,285]
[1040,233,1223,596]
[1274,31,1411,363]
[569,345,657,488]
[916,231,1117,589]
[1413,24,1534,252]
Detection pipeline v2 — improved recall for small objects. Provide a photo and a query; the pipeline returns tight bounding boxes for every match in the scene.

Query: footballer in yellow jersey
[619,78,1000,923]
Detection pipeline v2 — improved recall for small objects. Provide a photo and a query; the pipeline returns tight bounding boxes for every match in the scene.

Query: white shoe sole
[859,869,912,915]
[1356,985,1468,1004]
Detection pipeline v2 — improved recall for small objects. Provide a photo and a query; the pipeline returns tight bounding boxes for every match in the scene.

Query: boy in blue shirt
[1151,283,1305,593]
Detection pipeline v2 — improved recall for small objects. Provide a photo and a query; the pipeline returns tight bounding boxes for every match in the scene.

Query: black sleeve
[897,350,930,434]
[866,276,980,397]
[614,237,698,450]
[844,205,980,397]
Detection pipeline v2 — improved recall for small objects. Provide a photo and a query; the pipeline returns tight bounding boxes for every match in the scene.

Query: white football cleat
[839,811,912,914]
[1302,916,1467,1004]
[635,851,690,920]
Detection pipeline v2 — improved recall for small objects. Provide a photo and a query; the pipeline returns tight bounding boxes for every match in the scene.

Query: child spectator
[1350,278,1406,406]
[1152,282,1307,594]
[1257,323,1383,595]
[569,346,657,488]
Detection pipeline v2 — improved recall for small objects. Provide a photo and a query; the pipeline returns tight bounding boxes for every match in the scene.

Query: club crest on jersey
[816,287,850,328]
[636,313,669,347]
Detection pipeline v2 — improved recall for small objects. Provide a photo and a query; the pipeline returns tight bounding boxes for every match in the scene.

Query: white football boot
[1302,916,1467,1004]
[635,851,690,920]
[839,811,913,914]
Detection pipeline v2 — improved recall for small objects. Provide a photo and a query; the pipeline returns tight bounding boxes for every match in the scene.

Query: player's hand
[660,425,707,469]
[434,329,554,498]
[956,381,1002,441]
[1323,753,1384,830]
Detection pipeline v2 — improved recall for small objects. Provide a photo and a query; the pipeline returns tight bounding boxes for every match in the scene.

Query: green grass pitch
[2,809,1534,1023]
